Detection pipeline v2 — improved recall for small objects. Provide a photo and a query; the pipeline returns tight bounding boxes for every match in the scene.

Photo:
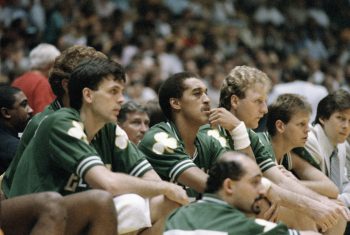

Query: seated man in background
[305,89,350,207]
[118,100,150,144]
[0,85,32,174]
[7,58,188,235]
[165,151,321,235]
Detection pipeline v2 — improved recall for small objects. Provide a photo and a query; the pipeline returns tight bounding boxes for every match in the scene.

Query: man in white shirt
[305,89,350,207]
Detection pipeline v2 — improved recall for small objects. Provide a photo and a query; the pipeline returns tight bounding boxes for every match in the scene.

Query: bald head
[205,151,261,193]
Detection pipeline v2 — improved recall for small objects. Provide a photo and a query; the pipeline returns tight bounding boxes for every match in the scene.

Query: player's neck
[80,108,105,142]
[271,135,292,161]
[175,116,200,156]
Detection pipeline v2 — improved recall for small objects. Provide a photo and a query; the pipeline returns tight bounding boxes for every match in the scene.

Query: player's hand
[256,198,279,222]
[162,182,189,205]
[325,199,350,221]
[208,108,241,130]
[307,200,340,233]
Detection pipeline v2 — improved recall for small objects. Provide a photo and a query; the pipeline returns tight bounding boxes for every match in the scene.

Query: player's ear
[82,88,93,104]
[61,79,69,94]
[170,98,181,111]
[230,95,239,110]
[223,178,235,194]
[0,107,11,119]
[318,117,325,125]
[275,120,285,133]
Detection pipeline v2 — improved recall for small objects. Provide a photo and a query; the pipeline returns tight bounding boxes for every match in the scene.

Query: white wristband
[230,121,250,150]
[261,177,272,192]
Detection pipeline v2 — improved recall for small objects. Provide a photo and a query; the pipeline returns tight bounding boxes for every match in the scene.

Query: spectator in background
[118,100,150,144]
[12,43,60,114]
[0,86,32,174]
[144,98,166,127]
[268,65,328,122]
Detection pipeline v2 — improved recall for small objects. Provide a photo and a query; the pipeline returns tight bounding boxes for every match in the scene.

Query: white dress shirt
[305,124,350,207]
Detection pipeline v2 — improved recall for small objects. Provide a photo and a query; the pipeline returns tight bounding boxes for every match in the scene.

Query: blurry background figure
[0,85,32,174]
[118,100,150,144]
[144,98,166,128]
[12,43,60,114]
[269,65,328,122]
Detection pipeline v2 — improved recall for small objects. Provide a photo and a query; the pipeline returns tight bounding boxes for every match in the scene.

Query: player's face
[120,111,150,144]
[8,91,33,132]
[91,76,125,123]
[178,78,211,126]
[282,111,310,148]
[232,160,266,215]
[321,109,350,145]
[233,83,268,129]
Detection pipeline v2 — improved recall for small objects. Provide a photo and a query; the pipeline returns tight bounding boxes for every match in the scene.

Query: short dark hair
[205,152,245,193]
[267,94,312,136]
[0,85,21,109]
[118,100,147,124]
[314,89,350,125]
[68,58,125,111]
[49,45,107,98]
[158,72,199,121]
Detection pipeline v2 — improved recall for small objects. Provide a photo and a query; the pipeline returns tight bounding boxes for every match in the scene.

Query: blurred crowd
[1,0,350,108]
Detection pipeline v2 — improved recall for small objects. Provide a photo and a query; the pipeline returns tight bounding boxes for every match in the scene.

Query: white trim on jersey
[130,160,152,177]
[169,159,196,182]
[76,155,104,178]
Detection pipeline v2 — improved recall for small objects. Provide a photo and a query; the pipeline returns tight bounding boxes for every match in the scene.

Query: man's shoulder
[142,122,173,140]
[50,108,80,119]
[35,108,80,131]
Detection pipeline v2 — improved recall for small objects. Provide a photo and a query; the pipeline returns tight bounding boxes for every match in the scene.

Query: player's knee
[85,189,114,209]
[37,192,66,221]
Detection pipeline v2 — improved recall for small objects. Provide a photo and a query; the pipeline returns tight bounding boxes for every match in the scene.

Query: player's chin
[107,116,118,123]
[200,116,210,125]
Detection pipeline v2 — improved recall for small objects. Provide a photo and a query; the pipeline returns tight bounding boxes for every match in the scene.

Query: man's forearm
[264,167,328,203]
[301,180,339,199]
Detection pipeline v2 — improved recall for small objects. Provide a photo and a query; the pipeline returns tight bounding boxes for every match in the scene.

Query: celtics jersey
[138,122,227,195]
[165,193,299,235]
[7,108,152,197]
[257,132,321,171]
[2,99,61,195]
[199,125,276,172]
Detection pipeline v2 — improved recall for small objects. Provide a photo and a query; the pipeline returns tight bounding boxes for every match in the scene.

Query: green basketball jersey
[138,122,227,196]
[257,132,321,171]
[165,194,299,235]
[199,125,276,172]
[7,108,152,197]
[2,99,61,195]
